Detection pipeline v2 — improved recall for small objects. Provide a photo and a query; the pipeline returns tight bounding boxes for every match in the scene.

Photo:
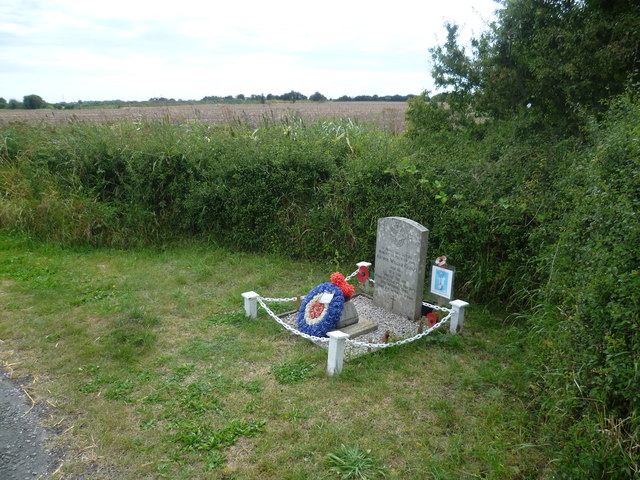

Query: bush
[527,90,640,477]
[0,114,584,299]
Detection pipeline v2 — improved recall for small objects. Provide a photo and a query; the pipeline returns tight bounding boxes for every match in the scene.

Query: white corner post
[449,300,470,334]
[327,331,349,376]
[356,261,373,292]
[241,291,260,318]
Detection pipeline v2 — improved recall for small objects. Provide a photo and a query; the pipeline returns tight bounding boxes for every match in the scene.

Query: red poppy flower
[341,283,355,300]
[330,272,345,284]
[357,265,370,283]
[426,313,438,327]
[330,271,354,300]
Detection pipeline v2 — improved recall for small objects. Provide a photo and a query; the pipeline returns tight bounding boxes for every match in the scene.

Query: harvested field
[0,101,409,132]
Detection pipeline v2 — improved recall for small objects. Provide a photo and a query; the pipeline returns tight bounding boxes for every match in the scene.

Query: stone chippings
[281,295,423,357]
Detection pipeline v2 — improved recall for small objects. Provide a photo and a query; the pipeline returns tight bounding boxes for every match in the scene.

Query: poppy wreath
[297,283,345,337]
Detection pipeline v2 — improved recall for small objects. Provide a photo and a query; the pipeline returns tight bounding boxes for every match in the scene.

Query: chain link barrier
[343,268,359,282]
[262,268,361,303]
[259,296,299,303]
[256,266,455,350]
[423,301,453,313]
[346,310,452,349]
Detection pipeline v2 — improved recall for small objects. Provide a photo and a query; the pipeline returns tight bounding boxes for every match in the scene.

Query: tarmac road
[0,372,57,479]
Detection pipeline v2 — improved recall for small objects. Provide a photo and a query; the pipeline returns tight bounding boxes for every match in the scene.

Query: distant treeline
[0,91,419,110]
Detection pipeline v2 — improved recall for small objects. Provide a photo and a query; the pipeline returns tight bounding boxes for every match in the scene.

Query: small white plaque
[319,292,335,304]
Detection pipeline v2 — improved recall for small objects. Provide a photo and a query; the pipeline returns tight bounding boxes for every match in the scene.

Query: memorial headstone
[373,217,429,321]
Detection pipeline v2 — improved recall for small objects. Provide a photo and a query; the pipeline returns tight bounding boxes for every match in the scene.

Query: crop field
[0,101,408,132]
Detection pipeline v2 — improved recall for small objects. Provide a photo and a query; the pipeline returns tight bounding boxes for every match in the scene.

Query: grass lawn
[0,231,546,479]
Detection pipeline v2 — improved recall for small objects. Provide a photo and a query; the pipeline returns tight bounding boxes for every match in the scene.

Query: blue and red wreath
[297,283,345,337]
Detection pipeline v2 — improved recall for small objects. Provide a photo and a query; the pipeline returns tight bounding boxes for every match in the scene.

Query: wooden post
[241,291,260,319]
[327,331,349,376]
[449,299,469,334]
[296,295,302,311]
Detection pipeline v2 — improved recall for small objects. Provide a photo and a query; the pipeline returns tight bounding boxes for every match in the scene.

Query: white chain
[256,268,456,351]
[257,296,454,350]
[257,297,330,344]
[344,268,359,282]
[346,312,451,349]
[262,268,359,302]
[260,296,299,303]
[422,301,452,313]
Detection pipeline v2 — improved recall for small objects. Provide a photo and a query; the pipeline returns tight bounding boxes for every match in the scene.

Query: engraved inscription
[375,246,419,299]
[373,217,429,321]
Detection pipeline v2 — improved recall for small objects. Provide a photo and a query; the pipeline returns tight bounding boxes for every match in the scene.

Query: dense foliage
[0,115,561,300]
[530,92,639,478]
[22,94,46,110]
[1,97,636,476]
[425,0,639,477]
[432,0,640,131]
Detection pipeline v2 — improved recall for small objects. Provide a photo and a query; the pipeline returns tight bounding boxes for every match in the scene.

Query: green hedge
[0,118,543,299]
[527,92,639,478]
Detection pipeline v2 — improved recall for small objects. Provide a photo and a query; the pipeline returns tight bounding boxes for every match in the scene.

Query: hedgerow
[527,91,639,478]
[0,118,524,297]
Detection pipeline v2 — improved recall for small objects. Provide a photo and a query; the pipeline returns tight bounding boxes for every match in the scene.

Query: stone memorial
[373,217,429,321]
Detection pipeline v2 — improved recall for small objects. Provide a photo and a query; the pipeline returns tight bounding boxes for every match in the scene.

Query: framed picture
[430,264,455,299]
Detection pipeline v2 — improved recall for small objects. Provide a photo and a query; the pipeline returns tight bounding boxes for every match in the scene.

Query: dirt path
[0,372,58,479]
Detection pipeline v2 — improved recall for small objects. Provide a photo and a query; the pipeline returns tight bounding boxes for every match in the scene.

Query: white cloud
[0,22,33,35]
[0,0,498,101]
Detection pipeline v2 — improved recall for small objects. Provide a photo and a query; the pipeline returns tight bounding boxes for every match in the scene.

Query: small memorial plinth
[336,301,359,329]
[332,296,378,338]
[331,317,378,338]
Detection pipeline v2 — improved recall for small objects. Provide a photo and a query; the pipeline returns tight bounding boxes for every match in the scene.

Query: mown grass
[0,231,546,479]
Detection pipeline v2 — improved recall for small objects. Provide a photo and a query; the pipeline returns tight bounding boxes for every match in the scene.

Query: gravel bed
[279,294,444,357]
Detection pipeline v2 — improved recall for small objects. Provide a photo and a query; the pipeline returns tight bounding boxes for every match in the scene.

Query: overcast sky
[0,0,498,103]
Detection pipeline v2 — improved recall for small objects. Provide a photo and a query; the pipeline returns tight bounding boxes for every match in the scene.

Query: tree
[429,0,640,130]
[0,97,6,109]
[279,91,307,102]
[23,94,46,109]
[8,99,21,109]
[309,91,327,102]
